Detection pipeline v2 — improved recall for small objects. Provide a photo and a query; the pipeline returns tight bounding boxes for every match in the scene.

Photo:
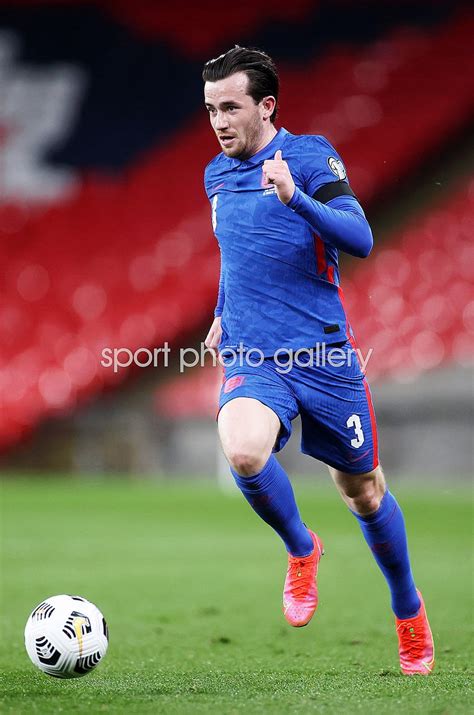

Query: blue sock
[351,490,421,619]
[231,454,314,557]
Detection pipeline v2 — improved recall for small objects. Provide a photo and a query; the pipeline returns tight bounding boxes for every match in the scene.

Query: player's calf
[219,398,315,607]
[332,465,426,665]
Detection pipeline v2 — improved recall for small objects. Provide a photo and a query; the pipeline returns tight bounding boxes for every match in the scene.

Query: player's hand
[262,150,295,205]
[204,316,222,357]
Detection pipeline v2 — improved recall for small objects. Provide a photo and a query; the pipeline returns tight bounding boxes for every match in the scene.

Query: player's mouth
[219,135,235,147]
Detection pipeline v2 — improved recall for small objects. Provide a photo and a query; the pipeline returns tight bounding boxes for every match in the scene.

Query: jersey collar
[228,127,288,168]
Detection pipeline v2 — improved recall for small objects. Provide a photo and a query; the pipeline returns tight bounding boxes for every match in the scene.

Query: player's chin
[221,146,240,157]
[219,140,242,157]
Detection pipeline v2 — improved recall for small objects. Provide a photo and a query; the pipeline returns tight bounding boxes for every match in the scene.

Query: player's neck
[250,125,278,158]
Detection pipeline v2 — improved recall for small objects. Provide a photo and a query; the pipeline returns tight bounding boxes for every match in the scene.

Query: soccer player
[202,46,434,675]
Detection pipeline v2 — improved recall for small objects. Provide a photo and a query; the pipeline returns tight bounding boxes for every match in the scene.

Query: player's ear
[261,95,276,121]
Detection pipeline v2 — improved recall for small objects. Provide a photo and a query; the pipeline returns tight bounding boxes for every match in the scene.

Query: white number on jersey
[212,194,218,231]
[346,414,365,448]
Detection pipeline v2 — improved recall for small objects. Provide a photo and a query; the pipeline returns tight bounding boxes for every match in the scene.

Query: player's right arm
[214,257,225,318]
[204,257,224,353]
[203,159,224,353]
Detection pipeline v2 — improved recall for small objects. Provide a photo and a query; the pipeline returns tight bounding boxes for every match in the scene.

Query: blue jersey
[204,127,358,357]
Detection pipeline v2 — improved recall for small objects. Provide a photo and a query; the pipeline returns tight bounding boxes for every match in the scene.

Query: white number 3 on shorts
[346,414,365,448]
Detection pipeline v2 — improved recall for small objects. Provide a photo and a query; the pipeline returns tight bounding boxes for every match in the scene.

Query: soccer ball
[24,595,109,678]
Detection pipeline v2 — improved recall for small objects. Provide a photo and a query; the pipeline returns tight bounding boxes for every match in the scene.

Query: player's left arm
[263,150,373,259]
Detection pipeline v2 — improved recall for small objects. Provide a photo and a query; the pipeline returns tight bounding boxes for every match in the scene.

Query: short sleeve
[299,135,350,198]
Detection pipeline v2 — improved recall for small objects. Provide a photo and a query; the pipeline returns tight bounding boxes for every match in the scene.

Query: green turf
[1,477,472,714]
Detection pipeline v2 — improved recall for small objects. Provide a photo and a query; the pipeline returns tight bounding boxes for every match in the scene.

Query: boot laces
[288,557,314,599]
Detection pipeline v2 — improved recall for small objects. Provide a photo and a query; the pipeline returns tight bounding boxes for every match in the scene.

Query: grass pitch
[1,476,473,714]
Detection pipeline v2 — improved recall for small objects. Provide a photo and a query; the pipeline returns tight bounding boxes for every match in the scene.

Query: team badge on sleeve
[327,157,347,180]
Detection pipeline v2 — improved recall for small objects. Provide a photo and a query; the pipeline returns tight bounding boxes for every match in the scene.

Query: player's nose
[214,111,229,129]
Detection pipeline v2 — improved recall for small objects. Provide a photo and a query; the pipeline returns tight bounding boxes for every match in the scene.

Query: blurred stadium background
[0,0,472,481]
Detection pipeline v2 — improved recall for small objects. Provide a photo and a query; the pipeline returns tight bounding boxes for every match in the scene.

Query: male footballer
[202,46,434,675]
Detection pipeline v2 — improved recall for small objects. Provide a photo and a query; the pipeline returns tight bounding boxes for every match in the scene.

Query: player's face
[204,72,272,160]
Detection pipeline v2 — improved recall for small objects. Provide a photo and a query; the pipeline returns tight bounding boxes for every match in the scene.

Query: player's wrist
[283,182,296,205]
[286,185,301,210]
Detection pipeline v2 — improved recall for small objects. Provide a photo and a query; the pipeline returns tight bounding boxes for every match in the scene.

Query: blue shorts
[218,341,379,475]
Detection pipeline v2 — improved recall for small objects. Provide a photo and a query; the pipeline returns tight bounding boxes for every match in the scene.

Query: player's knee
[351,488,382,515]
[350,475,385,514]
[226,444,269,477]
[332,466,385,515]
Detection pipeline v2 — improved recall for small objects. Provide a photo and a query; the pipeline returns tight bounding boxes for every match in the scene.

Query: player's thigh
[328,464,386,514]
[218,397,281,469]
[296,342,379,475]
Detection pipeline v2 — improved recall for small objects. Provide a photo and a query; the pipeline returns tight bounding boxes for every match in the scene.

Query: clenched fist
[262,150,296,205]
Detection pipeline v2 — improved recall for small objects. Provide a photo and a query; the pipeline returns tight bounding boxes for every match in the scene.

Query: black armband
[312,180,357,204]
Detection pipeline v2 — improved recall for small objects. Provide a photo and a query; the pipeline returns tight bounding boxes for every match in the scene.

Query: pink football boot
[396,590,435,675]
[283,530,324,627]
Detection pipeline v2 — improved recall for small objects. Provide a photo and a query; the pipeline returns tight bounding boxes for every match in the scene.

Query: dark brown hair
[202,45,279,123]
